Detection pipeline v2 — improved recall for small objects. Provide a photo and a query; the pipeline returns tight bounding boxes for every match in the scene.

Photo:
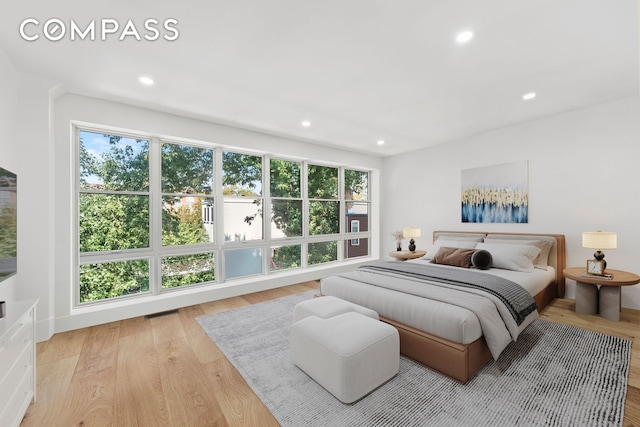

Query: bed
[320,231,566,383]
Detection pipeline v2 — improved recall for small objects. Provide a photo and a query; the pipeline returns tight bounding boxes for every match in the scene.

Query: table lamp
[403,227,421,252]
[582,231,617,270]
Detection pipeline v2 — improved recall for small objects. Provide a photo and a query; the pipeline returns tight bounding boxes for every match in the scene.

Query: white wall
[53,93,383,336]
[15,73,59,341]
[0,48,58,337]
[382,95,640,309]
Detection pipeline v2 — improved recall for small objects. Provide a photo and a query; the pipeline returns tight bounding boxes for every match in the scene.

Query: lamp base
[408,239,416,252]
[594,250,607,269]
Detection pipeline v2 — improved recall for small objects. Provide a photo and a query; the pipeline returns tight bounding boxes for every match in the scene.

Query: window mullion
[214,147,225,280]
[339,167,345,261]
[263,155,271,274]
[301,161,309,268]
[264,155,271,242]
[149,137,162,295]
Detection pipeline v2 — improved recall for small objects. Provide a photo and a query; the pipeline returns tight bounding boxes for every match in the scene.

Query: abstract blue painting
[461,160,529,223]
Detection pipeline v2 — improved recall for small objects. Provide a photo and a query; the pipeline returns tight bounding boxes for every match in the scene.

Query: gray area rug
[197,291,631,426]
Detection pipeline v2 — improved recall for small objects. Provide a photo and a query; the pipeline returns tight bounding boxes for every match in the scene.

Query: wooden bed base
[379,284,557,383]
[379,231,566,384]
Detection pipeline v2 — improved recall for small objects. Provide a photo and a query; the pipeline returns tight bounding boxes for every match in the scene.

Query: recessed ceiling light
[522,92,537,101]
[377,140,385,146]
[139,76,154,86]
[301,120,311,127]
[456,31,474,44]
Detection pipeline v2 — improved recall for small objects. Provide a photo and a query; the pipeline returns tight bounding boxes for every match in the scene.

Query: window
[308,241,338,265]
[76,125,373,306]
[78,130,150,302]
[160,142,216,290]
[308,164,339,236]
[225,247,262,279]
[79,194,149,251]
[79,259,150,302]
[78,133,219,302]
[161,253,215,288]
[270,244,302,271]
[344,238,369,259]
[344,168,370,259]
[345,169,368,200]
[161,142,214,246]
[222,151,263,242]
[270,159,302,239]
[270,158,300,198]
[79,132,150,252]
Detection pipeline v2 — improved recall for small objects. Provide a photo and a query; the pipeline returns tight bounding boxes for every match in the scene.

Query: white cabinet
[0,299,38,427]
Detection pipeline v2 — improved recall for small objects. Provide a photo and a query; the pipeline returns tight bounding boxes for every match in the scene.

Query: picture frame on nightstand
[586,259,605,276]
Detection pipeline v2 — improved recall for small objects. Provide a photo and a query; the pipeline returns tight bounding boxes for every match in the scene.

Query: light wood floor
[21,281,640,427]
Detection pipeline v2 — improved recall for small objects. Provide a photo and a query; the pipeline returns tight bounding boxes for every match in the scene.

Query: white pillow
[475,242,541,272]
[483,236,554,269]
[434,233,485,242]
[482,238,553,270]
[424,240,478,260]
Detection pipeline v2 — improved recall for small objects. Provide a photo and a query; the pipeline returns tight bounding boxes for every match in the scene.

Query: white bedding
[407,259,556,296]
[320,262,555,355]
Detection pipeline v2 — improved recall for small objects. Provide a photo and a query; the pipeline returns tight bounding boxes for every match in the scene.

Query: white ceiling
[1,0,638,156]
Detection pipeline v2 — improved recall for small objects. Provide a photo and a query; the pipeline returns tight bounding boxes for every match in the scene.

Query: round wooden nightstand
[388,250,426,261]
[563,267,640,321]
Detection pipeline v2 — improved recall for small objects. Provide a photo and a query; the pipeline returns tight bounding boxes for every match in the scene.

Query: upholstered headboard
[433,231,566,298]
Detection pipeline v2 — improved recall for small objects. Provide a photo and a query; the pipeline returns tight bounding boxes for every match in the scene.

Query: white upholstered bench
[293,295,379,322]
[290,310,399,403]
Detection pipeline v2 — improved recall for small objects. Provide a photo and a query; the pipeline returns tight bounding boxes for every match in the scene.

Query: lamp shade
[403,227,421,239]
[582,231,617,250]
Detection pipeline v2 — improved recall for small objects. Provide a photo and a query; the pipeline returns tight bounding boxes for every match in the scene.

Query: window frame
[74,124,373,307]
[76,127,156,305]
[344,167,370,258]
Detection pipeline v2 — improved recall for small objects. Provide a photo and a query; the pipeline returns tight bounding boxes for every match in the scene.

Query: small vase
[396,242,402,251]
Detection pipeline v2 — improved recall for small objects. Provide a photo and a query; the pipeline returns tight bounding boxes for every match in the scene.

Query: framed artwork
[461,160,529,223]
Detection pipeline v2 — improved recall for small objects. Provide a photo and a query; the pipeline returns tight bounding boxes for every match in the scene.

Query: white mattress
[320,262,555,346]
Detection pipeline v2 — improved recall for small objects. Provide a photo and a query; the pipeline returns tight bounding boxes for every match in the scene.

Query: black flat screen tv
[0,166,17,282]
